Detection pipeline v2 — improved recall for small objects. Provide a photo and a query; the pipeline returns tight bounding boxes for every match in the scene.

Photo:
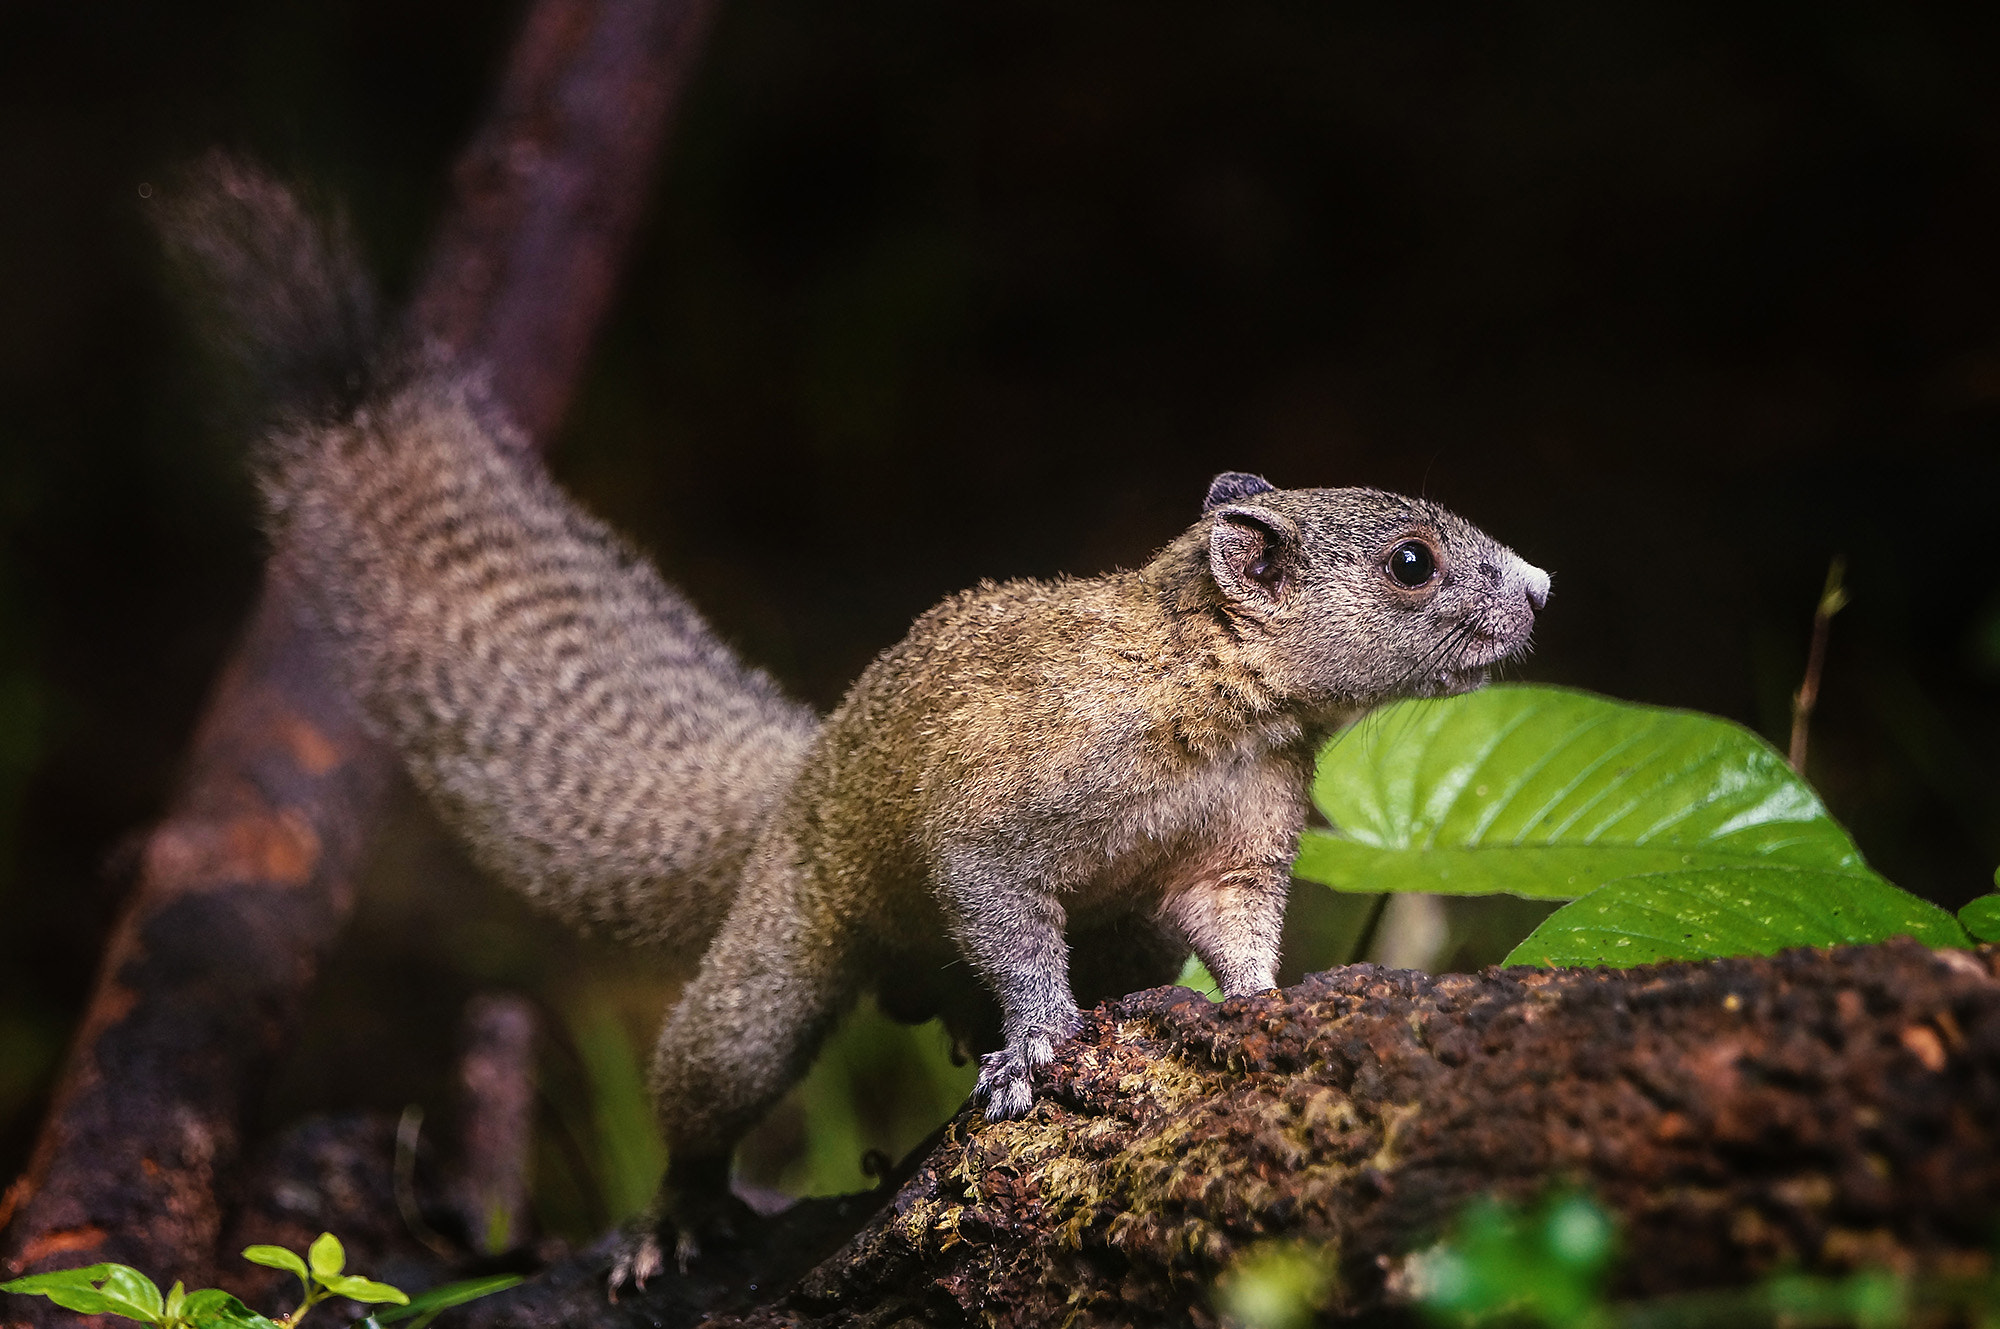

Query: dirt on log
[465,940,2000,1329]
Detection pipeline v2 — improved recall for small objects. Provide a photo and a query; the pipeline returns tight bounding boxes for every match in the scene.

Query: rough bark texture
[0,585,394,1293]
[0,0,712,1302]
[460,941,2000,1329]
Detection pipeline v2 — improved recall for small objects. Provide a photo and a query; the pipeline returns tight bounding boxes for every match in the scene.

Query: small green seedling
[240,1233,408,1327]
[1,1233,514,1329]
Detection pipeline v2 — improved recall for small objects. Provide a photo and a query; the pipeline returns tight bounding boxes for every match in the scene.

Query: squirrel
[161,157,1551,1287]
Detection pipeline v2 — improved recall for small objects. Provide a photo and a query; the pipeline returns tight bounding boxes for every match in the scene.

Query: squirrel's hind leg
[620,868,865,1287]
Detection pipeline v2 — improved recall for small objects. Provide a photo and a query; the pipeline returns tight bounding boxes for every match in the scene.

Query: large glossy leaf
[1505,866,1968,967]
[1296,685,1870,901]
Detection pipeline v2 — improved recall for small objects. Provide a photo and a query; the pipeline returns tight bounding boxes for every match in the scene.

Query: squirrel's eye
[1386,540,1438,589]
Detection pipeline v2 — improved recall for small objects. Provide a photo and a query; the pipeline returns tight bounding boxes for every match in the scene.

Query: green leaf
[3,1266,117,1317]
[183,1289,282,1329]
[1215,1243,1333,1329]
[307,1234,345,1281]
[1300,686,1870,901]
[94,1266,165,1323]
[1174,953,1222,1002]
[181,1290,240,1317]
[362,1275,523,1326]
[1505,866,1970,967]
[13,1285,116,1316]
[320,1277,407,1306]
[3,1264,166,1323]
[1762,1270,1910,1329]
[1415,1191,1616,1329]
[1960,894,2000,943]
[241,1246,309,1282]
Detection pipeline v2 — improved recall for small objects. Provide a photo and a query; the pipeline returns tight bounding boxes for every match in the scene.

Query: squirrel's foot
[974,1048,1034,1119]
[605,1230,666,1300]
[602,1185,758,1299]
[973,1010,1080,1121]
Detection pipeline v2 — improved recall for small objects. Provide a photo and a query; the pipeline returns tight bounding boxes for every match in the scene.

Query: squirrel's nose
[1511,557,1551,611]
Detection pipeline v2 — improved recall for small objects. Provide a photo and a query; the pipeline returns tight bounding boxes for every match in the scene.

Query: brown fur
[170,161,1550,1283]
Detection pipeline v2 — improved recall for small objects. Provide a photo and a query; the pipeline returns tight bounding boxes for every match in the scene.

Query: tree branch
[0,0,716,1296]
[465,941,2000,1328]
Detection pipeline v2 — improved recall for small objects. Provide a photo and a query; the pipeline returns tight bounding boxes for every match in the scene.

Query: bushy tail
[164,155,821,947]
[156,151,381,423]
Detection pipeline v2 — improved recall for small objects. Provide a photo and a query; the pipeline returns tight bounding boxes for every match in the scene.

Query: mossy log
[470,939,2000,1329]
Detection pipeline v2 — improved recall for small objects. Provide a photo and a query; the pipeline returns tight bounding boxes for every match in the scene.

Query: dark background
[3,0,1997,1232]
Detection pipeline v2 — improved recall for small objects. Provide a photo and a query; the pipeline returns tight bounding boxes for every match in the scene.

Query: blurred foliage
[1218,1188,2000,1329]
[1416,1190,1617,1329]
[1408,1189,2000,1329]
[560,1000,666,1226]
[755,1000,974,1199]
[1215,1241,1337,1329]
[1963,872,2000,943]
[527,986,972,1239]
[1177,954,1222,1001]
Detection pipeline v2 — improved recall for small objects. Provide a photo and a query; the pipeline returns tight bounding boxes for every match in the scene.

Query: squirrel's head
[1192,472,1549,710]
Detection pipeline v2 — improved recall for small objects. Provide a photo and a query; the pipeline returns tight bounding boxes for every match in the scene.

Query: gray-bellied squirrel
[162,157,1550,1287]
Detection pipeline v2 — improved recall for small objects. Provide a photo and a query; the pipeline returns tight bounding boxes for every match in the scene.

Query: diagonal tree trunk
[0,0,717,1299]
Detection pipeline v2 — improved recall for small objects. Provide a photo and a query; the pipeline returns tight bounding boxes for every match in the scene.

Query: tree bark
[0,0,715,1299]
[462,941,2000,1329]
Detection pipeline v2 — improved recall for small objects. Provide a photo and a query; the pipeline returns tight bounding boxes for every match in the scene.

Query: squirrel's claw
[603,1182,760,1298]
[974,1048,1034,1119]
[605,1231,665,1301]
[674,1227,704,1273]
[973,1011,1081,1121]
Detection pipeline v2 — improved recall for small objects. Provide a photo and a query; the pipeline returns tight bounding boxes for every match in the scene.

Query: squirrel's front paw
[974,1048,1034,1120]
[974,1010,1081,1121]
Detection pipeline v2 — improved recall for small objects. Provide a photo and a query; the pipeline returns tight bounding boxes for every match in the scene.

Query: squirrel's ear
[1203,472,1275,512]
[1209,505,1301,611]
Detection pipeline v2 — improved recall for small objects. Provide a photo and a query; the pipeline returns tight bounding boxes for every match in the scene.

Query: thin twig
[1788,555,1849,775]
